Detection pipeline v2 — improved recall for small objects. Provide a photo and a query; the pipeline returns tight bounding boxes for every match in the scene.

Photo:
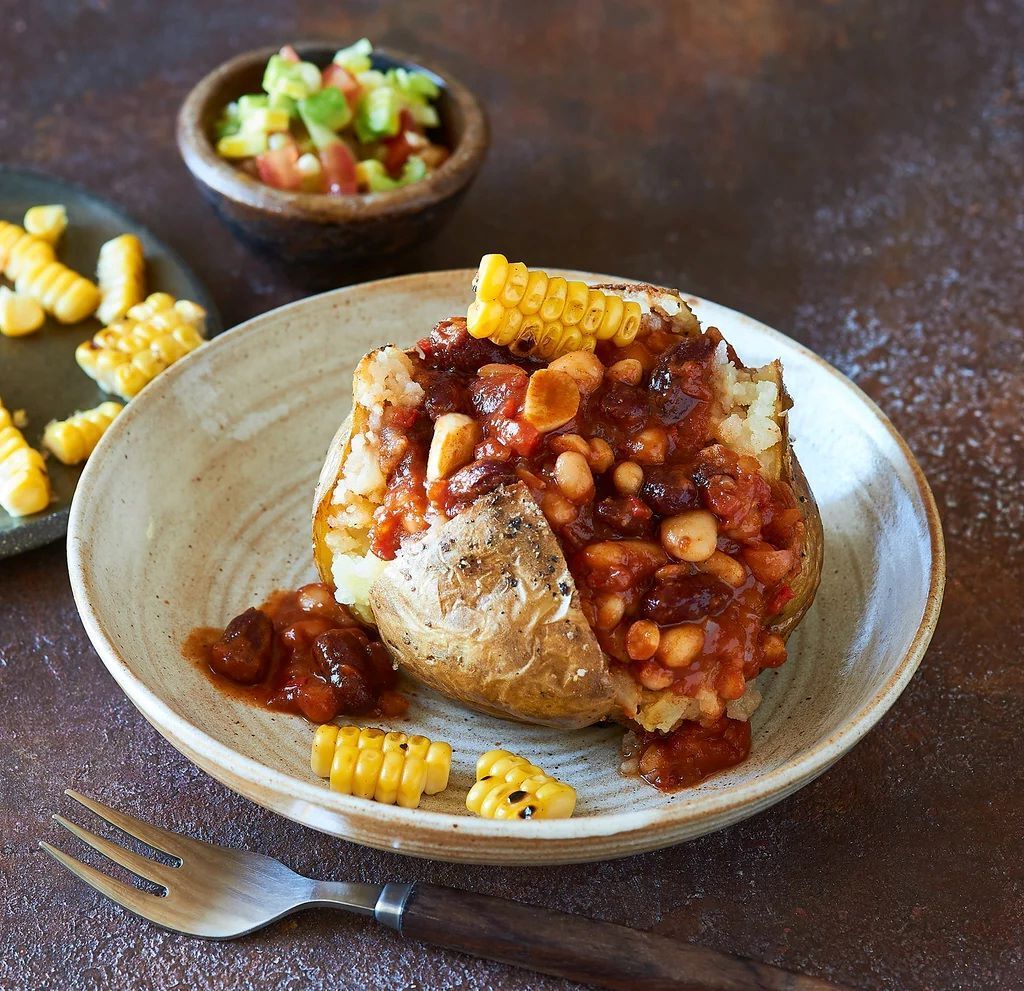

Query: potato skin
[368,483,617,729]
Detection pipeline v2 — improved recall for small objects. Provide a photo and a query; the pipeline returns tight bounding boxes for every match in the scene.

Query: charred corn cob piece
[23,205,67,245]
[76,294,207,400]
[467,254,642,359]
[0,398,50,517]
[466,749,576,820]
[0,220,100,324]
[96,234,146,325]
[0,287,45,337]
[42,402,124,466]
[311,725,452,808]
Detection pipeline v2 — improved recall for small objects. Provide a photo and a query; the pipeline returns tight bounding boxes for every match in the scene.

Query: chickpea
[656,624,705,669]
[555,451,595,503]
[606,358,644,385]
[594,592,625,631]
[548,351,605,395]
[762,632,788,666]
[586,437,615,473]
[626,620,661,661]
[613,460,644,495]
[549,433,590,456]
[637,660,675,691]
[696,549,746,587]
[628,426,668,465]
[661,510,718,562]
[540,490,577,526]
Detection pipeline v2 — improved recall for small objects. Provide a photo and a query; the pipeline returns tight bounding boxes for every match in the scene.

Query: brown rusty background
[1,2,1022,989]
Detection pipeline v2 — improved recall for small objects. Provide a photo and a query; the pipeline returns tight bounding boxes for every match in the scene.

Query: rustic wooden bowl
[67,270,944,865]
[176,44,488,266]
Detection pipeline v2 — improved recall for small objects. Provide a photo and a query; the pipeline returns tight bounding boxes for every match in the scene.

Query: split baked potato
[313,264,823,748]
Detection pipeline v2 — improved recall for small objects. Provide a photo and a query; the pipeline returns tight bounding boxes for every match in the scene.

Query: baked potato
[313,262,823,780]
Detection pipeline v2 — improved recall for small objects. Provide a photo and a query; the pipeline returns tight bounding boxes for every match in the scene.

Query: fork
[41,790,852,991]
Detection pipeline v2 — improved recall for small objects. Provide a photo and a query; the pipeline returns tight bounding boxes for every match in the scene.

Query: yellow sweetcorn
[23,205,68,245]
[42,402,124,466]
[76,293,207,400]
[466,749,576,821]
[0,398,50,517]
[467,254,642,359]
[96,234,146,325]
[0,220,100,324]
[0,287,45,337]
[311,725,452,809]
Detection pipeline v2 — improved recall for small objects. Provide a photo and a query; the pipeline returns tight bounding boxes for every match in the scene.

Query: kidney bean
[595,496,655,537]
[598,381,647,422]
[417,318,535,372]
[640,574,732,625]
[447,458,516,504]
[649,336,715,424]
[332,664,376,713]
[209,608,273,685]
[422,373,469,419]
[313,628,372,686]
[640,465,700,515]
[366,641,398,691]
[296,677,341,723]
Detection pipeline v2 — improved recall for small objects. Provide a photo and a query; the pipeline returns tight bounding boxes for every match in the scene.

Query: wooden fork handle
[391,883,855,991]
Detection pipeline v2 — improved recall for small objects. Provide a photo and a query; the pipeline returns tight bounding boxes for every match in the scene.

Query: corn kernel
[23,205,67,245]
[581,290,606,335]
[539,277,568,322]
[474,253,509,301]
[520,271,548,314]
[0,287,45,337]
[562,281,590,326]
[466,299,503,339]
[612,301,643,347]
[499,261,529,307]
[596,294,624,340]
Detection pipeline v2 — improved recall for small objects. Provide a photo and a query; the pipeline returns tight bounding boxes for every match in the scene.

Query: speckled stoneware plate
[67,270,944,865]
[0,166,220,558]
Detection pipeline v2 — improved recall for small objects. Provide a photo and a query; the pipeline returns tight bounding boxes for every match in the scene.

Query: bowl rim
[67,269,946,859]
[175,42,488,223]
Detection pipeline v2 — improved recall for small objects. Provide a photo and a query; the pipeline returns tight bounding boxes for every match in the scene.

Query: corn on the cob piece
[0,287,45,337]
[23,205,67,245]
[0,220,100,324]
[467,254,642,359]
[42,402,124,466]
[466,749,576,820]
[311,725,452,808]
[0,397,50,517]
[76,293,207,400]
[96,234,146,325]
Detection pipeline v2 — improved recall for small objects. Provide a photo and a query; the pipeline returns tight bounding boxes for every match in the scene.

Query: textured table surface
[1,2,1021,989]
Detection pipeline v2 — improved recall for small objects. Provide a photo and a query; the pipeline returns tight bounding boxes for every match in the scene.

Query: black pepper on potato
[312,260,823,790]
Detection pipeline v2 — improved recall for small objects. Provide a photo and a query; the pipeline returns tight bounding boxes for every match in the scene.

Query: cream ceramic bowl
[67,271,944,865]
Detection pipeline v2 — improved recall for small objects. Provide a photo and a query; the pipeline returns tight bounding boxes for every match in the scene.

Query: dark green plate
[0,167,221,559]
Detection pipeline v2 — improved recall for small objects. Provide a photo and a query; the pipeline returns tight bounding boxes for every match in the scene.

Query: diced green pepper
[298,86,352,131]
[215,101,241,140]
[216,131,268,158]
[237,94,269,115]
[262,53,322,101]
[355,85,401,143]
[355,154,428,192]
[333,38,373,74]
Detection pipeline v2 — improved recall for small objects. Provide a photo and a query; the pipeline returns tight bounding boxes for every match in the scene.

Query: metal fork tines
[42,790,386,939]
